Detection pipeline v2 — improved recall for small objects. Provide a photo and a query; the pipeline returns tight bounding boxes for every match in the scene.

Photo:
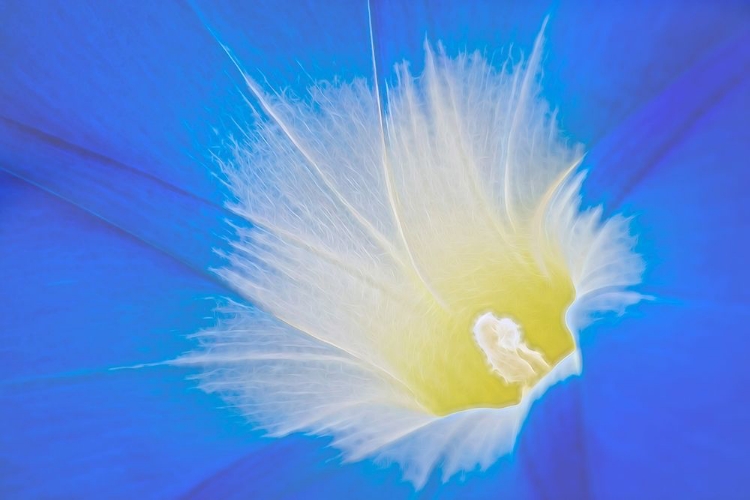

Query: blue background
[1,1,749,498]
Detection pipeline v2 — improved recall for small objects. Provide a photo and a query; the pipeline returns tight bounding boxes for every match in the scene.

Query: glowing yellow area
[382,233,576,416]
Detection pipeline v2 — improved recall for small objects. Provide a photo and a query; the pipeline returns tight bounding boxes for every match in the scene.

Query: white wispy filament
[178,28,645,487]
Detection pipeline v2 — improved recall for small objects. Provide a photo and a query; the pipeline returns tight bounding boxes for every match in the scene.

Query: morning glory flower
[1,1,748,499]
[174,17,645,488]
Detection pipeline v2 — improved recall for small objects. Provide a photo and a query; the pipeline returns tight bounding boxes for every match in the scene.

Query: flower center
[383,241,577,416]
[472,313,550,392]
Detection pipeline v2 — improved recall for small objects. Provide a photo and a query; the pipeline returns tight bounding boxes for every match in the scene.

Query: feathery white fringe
[179,28,644,488]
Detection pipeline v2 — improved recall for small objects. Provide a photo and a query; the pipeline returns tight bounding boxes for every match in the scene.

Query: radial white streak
[217,43,412,276]
[367,0,452,312]
[503,17,548,227]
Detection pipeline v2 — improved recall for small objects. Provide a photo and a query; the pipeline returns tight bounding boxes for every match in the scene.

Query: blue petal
[0,174,261,498]
[580,45,750,498]
[1,1,748,498]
